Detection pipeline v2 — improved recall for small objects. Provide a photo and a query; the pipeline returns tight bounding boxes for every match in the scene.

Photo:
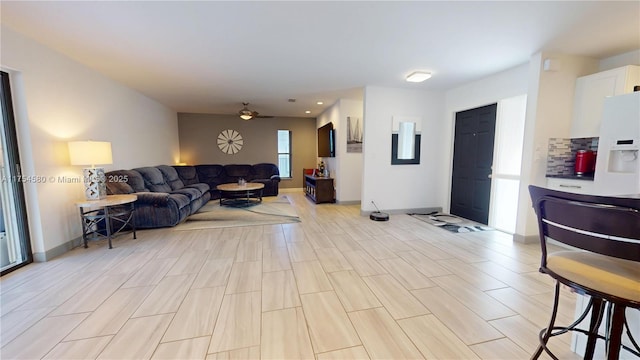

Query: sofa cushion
[132,192,191,228]
[185,183,210,194]
[127,170,148,192]
[252,163,280,180]
[157,165,185,190]
[173,165,200,185]
[224,164,253,182]
[168,193,191,210]
[106,180,134,195]
[171,187,202,201]
[196,165,225,184]
[106,169,147,193]
[105,170,135,194]
[134,167,172,193]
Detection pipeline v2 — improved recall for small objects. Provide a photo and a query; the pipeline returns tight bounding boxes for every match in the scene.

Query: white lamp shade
[68,141,113,166]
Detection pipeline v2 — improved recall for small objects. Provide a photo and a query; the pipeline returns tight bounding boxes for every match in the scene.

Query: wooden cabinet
[570,65,640,138]
[304,175,334,204]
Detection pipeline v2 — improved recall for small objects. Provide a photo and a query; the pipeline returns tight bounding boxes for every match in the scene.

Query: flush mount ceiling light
[406,71,432,83]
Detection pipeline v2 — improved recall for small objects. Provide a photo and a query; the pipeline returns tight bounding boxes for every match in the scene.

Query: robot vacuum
[369,201,389,221]
[370,211,390,221]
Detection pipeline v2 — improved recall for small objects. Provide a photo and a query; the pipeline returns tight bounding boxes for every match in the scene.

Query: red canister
[575,150,595,175]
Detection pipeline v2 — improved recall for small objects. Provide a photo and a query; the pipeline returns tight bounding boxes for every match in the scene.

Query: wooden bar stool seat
[528,186,640,360]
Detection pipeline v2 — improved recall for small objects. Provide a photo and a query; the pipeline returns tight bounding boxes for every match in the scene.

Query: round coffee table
[217,182,265,207]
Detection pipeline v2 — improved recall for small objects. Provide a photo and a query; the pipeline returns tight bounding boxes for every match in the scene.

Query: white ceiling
[1,1,639,118]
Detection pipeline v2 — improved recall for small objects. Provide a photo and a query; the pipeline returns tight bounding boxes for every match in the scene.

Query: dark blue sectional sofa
[105,163,280,229]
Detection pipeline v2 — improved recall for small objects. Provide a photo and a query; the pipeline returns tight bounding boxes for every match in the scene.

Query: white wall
[1,25,179,259]
[317,99,364,203]
[361,86,445,212]
[443,64,530,212]
[515,52,598,241]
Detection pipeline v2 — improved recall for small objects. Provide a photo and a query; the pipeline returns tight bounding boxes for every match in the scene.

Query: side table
[75,194,137,249]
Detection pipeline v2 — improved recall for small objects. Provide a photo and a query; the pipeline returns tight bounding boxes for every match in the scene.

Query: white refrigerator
[573,92,639,358]
[593,92,640,195]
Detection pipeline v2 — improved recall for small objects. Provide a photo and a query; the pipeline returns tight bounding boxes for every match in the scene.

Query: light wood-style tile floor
[0,192,583,359]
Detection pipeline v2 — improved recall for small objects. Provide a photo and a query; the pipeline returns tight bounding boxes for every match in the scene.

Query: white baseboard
[33,236,83,262]
[336,200,360,205]
[512,233,539,244]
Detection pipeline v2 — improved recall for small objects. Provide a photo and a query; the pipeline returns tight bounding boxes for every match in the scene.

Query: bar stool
[528,185,640,360]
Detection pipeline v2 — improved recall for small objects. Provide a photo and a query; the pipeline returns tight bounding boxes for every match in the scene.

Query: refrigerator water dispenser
[608,149,638,173]
[607,140,638,173]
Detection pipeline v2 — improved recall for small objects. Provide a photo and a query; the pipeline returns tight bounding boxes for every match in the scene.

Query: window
[277,130,292,178]
[1,71,33,275]
[489,94,527,234]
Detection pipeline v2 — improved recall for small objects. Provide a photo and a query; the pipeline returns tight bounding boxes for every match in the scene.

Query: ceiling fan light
[406,71,432,82]
[239,102,253,120]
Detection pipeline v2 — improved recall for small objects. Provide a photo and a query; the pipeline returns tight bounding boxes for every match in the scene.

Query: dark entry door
[450,104,497,224]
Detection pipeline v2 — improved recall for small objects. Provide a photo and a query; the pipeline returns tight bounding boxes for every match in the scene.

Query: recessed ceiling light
[305,110,311,114]
[406,71,432,82]
[316,101,324,105]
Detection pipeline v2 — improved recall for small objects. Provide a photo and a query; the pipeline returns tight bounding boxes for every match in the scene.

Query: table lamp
[68,140,113,200]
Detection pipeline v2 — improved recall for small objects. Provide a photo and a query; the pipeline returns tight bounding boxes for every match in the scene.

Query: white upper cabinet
[570,65,640,138]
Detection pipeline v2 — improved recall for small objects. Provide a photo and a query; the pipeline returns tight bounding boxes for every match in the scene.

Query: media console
[304,175,335,204]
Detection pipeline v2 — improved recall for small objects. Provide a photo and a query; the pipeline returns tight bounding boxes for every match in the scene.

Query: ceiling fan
[238,102,273,120]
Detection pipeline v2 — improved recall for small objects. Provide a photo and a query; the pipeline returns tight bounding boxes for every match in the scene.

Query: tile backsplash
[547,137,599,176]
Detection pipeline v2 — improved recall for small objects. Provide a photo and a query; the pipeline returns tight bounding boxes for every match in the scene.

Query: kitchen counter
[546,174,594,181]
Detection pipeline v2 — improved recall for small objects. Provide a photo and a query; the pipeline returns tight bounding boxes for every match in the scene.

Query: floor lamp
[68,141,113,200]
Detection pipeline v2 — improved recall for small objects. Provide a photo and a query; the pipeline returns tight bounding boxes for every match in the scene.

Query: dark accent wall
[178,113,317,188]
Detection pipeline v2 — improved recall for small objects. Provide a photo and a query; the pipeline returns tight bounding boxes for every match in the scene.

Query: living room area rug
[409,212,493,233]
[174,195,301,231]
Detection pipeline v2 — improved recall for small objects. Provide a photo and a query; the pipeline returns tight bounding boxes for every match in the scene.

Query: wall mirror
[392,117,421,165]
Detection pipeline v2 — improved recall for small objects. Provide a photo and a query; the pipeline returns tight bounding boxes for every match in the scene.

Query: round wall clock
[217,129,243,154]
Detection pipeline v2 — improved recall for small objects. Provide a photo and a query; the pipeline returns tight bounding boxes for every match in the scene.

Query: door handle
[487,174,492,179]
